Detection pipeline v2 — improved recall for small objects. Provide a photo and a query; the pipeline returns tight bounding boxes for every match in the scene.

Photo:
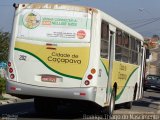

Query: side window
[137,40,142,65]
[121,33,129,62]
[116,29,122,45]
[123,33,129,48]
[131,37,135,50]
[115,30,141,65]
[130,37,138,65]
[115,29,122,61]
[101,20,109,58]
[115,30,129,62]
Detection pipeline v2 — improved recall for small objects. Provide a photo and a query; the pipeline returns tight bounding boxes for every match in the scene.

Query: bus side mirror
[146,49,150,59]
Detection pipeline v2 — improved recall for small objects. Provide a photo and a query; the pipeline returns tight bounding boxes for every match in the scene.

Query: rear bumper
[6,80,96,102]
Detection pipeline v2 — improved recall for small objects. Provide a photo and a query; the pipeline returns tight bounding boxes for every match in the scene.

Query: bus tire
[102,88,116,117]
[124,101,132,109]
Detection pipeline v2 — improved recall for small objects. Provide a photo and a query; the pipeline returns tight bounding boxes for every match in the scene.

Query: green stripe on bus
[101,59,110,94]
[15,48,82,80]
[101,60,138,101]
[101,59,109,76]
[116,67,138,100]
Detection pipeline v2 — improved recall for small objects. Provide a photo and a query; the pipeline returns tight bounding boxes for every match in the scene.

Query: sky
[0,0,160,37]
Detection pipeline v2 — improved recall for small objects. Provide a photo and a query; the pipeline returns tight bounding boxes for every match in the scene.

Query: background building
[145,35,160,75]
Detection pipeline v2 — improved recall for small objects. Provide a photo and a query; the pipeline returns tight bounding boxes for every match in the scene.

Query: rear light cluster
[8,62,15,80]
[84,68,96,86]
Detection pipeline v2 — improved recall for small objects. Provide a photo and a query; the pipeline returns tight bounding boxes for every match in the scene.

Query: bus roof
[99,10,144,42]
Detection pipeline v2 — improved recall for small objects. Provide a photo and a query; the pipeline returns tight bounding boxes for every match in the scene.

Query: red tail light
[84,68,96,86]
[10,74,15,79]
[10,86,16,91]
[84,80,90,85]
[87,74,93,80]
[8,61,16,80]
[9,68,13,73]
[8,62,11,67]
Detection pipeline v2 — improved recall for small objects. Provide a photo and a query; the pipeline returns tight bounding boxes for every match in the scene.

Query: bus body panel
[7,3,145,108]
[14,40,90,87]
[99,58,142,105]
[7,4,94,88]
[112,62,140,104]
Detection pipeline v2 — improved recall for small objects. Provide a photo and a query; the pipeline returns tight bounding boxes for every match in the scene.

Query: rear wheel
[102,89,116,117]
[124,102,132,109]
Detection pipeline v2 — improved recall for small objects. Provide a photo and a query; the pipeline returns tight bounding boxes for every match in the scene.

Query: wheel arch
[113,82,118,96]
[133,83,138,100]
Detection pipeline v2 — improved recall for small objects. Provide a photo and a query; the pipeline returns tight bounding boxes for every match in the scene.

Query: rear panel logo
[77,30,86,39]
[23,12,41,29]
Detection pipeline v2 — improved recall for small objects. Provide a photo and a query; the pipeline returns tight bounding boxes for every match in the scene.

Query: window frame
[100,20,109,59]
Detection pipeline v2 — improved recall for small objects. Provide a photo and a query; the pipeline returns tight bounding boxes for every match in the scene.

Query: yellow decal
[101,59,138,97]
[15,41,90,79]
[112,61,138,95]
[101,58,109,75]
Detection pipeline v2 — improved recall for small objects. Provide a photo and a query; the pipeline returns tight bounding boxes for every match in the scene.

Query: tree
[0,31,10,62]
[0,77,6,96]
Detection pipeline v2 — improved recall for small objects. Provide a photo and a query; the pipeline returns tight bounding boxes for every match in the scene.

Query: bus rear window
[17,9,92,43]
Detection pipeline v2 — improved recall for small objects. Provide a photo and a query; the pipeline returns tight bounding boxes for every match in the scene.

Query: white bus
[7,3,145,115]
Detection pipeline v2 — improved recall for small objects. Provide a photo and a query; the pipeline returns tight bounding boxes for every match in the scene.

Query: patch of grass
[0,95,8,100]
[0,77,6,94]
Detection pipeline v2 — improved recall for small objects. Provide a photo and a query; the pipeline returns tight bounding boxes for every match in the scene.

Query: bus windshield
[17,9,92,43]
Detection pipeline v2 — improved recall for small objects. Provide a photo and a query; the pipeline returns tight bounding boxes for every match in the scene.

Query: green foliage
[0,31,10,62]
[0,95,8,100]
[0,77,6,94]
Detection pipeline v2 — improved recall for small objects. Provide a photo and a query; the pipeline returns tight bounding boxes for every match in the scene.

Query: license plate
[41,75,56,83]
